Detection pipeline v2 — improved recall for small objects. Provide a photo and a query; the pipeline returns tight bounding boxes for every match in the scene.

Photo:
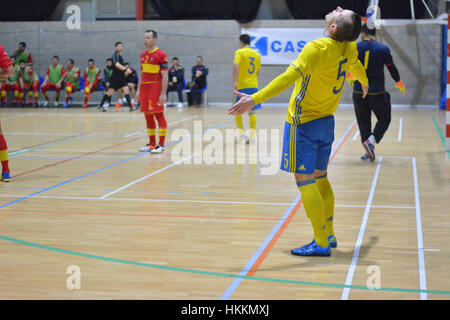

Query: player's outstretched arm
[228,65,299,115]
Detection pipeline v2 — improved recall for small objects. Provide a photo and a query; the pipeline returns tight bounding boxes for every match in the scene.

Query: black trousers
[187,83,203,106]
[167,84,184,103]
[353,91,391,144]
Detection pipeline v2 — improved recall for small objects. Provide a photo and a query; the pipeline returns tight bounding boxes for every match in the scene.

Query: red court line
[246,121,357,277]
[11,136,144,178]
[2,209,283,221]
[11,123,185,179]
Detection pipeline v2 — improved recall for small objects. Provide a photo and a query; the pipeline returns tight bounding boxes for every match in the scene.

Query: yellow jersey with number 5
[287,37,367,125]
[234,47,261,90]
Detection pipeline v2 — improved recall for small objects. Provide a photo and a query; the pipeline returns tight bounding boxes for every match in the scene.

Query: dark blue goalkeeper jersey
[354,38,400,94]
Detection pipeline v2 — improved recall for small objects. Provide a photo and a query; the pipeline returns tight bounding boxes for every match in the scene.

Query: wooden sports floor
[0,104,448,300]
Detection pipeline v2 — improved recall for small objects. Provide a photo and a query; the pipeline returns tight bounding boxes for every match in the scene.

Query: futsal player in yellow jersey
[233,34,261,144]
[229,7,369,256]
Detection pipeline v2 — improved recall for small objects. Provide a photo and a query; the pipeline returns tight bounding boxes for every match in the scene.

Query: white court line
[412,157,427,300]
[99,153,198,199]
[352,130,360,141]
[221,120,357,300]
[0,194,415,209]
[398,118,403,142]
[167,115,199,126]
[341,156,383,300]
[124,130,143,137]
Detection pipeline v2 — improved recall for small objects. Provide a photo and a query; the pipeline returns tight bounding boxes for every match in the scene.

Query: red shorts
[23,81,40,91]
[2,83,19,91]
[84,82,99,93]
[140,83,163,114]
[42,83,61,92]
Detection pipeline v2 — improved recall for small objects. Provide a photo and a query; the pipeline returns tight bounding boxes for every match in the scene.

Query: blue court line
[0,153,144,209]
[220,119,357,300]
[0,121,231,210]
[202,192,217,195]
[1,234,448,296]
[167,191,182,194]
[220,194,301,300]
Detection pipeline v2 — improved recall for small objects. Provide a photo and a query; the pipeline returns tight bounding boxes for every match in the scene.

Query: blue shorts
[235,88,261,110]
[281,116,335,174]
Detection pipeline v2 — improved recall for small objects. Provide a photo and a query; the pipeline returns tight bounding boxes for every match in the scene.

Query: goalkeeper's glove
[395,80,405,95]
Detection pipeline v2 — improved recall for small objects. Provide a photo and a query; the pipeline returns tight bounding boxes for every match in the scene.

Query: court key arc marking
[0,234,448,296]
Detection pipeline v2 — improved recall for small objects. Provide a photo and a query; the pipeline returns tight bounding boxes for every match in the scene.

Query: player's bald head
[326,7,361,42]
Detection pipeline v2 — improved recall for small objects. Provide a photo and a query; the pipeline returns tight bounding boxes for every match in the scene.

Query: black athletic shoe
[362,140,375,161]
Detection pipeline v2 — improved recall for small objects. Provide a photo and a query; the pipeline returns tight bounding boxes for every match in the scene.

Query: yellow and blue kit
[234,47,262,110]
[251,36,368,174]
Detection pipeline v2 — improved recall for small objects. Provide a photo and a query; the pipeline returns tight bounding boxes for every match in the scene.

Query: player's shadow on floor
[231,236,379,273]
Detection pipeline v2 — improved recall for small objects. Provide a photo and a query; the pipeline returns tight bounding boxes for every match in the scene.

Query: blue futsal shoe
[1,171,11,182]
[328,235,337,248]
[291,240,331,257]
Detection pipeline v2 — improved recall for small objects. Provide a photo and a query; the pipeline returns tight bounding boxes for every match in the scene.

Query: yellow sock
[0,150,8,162]
[249,113,256,139]
[316,174,334,236]
[234,115,244,135]
[298,179,328,248]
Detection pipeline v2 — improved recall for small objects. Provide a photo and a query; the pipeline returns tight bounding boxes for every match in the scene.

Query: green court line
[9,134,99,157]
[432,116,450,159]
[1,234,449,296]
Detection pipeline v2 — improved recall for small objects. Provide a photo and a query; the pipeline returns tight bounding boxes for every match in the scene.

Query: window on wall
[95,0,136,20]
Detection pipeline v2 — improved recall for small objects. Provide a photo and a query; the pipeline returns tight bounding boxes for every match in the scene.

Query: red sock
[0,134,9,173]
[145,113,156,147]
[155,112,167,147]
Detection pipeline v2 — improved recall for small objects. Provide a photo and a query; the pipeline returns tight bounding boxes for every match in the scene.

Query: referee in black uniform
[349,24,405,161]
[98,42,137,112]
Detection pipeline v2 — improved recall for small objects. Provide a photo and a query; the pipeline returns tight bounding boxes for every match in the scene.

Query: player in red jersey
[136,30,169,154]
[0,46,15,181]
